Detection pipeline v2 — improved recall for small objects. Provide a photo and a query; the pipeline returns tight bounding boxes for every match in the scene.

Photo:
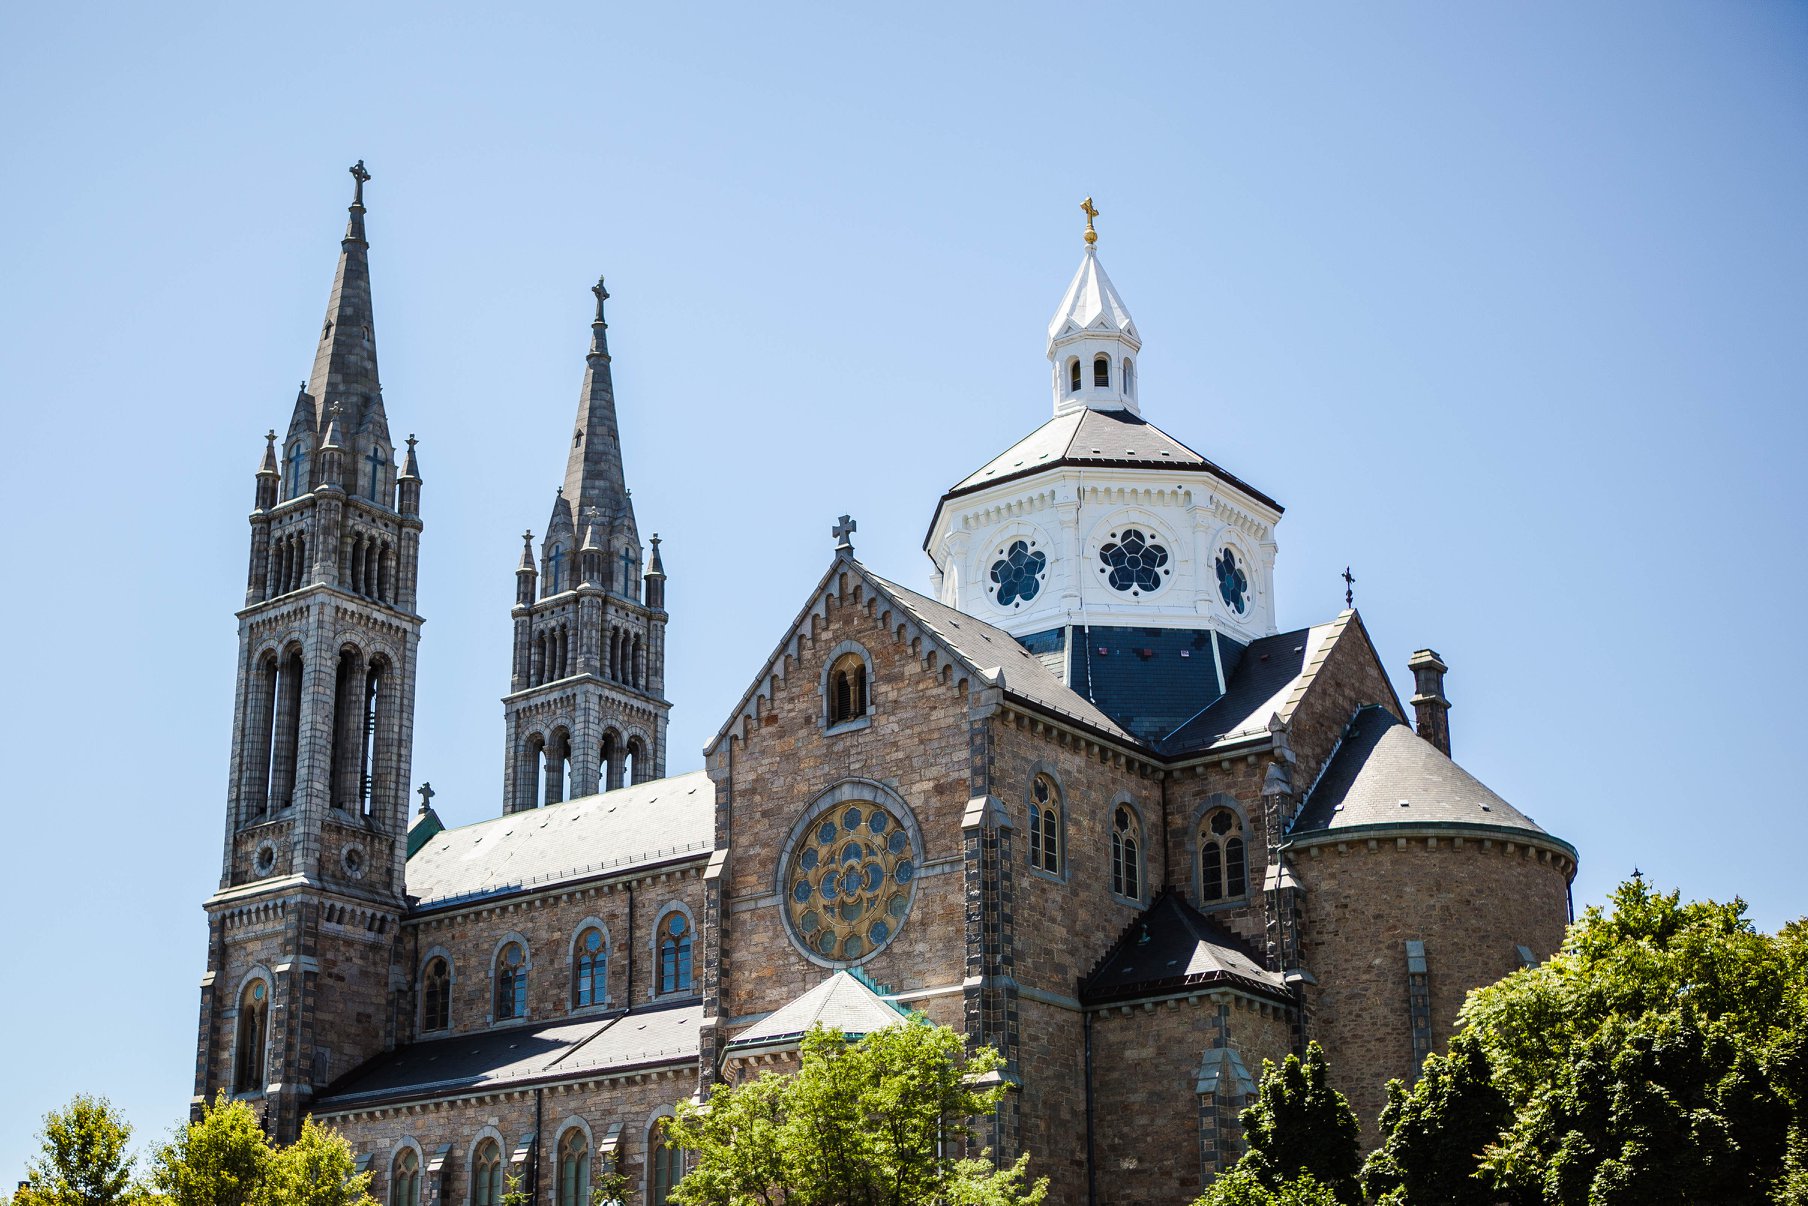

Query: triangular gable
[726,970,910,1052]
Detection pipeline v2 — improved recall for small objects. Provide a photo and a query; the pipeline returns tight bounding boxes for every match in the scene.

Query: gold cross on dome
[1081,197,1099,245]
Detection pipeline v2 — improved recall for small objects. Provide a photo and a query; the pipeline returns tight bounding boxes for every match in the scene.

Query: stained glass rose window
[988,539,1047,608]
[784,800,918,963]
[1098,528,1170,595]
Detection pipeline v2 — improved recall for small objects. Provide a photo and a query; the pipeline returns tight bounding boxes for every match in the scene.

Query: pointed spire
[306,161,385,448]
[260,429,280,475]
[255,429,280,510]
[644,534,666,610]
[516,530,537,606]
[518,530,536,571]
[1047,204,1143,417]
[562,276,638,581]
[400,433,421,479]
[646,534,666,578]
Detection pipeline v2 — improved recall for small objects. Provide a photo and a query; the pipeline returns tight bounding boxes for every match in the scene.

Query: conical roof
[1046,246,1139,352]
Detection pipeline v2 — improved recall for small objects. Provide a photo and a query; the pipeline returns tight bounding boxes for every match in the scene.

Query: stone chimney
[1407,649,1451,756]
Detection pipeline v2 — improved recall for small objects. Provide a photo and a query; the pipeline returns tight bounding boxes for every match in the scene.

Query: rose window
[988,539,1047,608]
[1097,528,1170,595]
[1216,548,1249,614]
[784,801,917,963]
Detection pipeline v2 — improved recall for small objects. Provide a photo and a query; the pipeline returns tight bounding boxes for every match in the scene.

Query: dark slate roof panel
[406,771,713,908]
[943,408,1281,513]
[1071,626,1227,744]
[1291,706,1553,839]
[315,1003,704,1109]
[1081,892,1288,1005]
[1161,622,1337,754]
[865,571,1137,743]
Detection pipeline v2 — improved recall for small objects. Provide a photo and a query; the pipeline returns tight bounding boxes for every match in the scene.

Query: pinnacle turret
[562,276,639,583]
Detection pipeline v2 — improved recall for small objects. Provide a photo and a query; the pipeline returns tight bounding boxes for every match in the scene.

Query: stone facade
[193,174,1580,1206]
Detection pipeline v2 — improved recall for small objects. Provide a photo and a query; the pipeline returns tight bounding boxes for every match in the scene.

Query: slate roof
[865,569,1137,743]
[939,408,1282,512]
[726,971,908,1051]
[314,1001,702,1110]
[406,771,714,909]
[1081,891,1289,1006]
[1290,706,1571,854]
[1160,620,1342,755]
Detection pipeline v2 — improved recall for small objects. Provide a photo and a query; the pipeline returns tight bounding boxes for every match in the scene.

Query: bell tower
[502,278,670,813]
[194,162,423,1141]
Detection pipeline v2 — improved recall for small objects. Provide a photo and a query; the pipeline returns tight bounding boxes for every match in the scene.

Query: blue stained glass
[888,831,908,855]
[801,910,819,933]
[840,900,862,920]
[1098,529,1170,595]
[817,931,836,955]
[823,871,841,897]
[1216,548,1249,614]
[889,895,909,918]
[793,880,812,903]
[895,861,915,884]
[988,539,1047,607]
[843,934,864,958]
[818,821,837,844]
[870,921,889,944]
[868,812,888,834]
[842,843,864,864]
[800,848,818,871]
[863,864,883,891]
[843,807,862,830]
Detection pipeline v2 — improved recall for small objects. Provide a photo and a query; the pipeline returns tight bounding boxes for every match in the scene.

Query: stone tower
[193,162,422,1141]
[502,278,669,813]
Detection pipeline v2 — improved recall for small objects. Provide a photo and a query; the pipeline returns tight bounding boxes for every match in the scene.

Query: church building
[193,167,1579,1206]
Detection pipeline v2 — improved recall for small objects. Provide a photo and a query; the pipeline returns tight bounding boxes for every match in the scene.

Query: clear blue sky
[2,0,1803,1177]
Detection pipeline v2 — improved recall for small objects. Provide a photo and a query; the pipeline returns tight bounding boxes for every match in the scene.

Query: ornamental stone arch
[465,1126,507,1206]
[1021,759,1070,882]
[1108,791,1150,905]
[1083,507,1183,600]
[818,640,876,732]
[647,901,697,999]
[774,777,926,968]
[971,519,1055,614]
[1189,792,1252,909]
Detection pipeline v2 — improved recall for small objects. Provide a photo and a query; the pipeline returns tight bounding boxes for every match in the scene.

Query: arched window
[557,1129,589,1206]
[658,911,692,994]
[421,957,451,1031]
[828,652,868,727]
[390,1148,420,1206]
[495,941,527,1020]
[471,1139,503,1206]
[648,1117,682,1204]
[1028,775,1061,874]
[574,927,607,1008]
[1111,804,1142,900]
[1123,357,1135,397]
[625,737,643,787]
[1068,358,1082,394]
[602,731,623,793]
[1200,808,1248,902]
[1094,355,1110,388]
[234,979,268,1093]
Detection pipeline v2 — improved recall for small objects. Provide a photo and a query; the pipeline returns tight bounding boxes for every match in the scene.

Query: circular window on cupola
[1097,528,1172,597]
[1215,546,1251,615]
[987,538,1047,609]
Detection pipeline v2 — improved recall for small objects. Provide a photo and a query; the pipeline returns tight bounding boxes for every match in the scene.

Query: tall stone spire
[562,276,638,563]
[303,161,394,506]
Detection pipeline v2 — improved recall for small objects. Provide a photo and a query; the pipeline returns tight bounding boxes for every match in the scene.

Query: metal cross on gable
[833,514,857,553]
[1342,566,1356,609]
[417,782,435,814]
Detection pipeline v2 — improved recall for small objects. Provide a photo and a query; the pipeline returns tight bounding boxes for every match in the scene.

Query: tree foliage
[1228,1043,1361,1205]
[1359,1031,1507,1205]
[15,1095,139,1206]
[1192,1167,1342,1206]
[664,1020,1047,1206]
[148,1095,273,1206]
[1459,878,1807,1205]
[253,1119,376,1206]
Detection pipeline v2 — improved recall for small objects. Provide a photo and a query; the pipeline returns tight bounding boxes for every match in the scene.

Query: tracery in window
[557,1129,589,1206]
[234,979,268,1093]
[574,927,607,1008]
[1028,775,1061,874]
[472,1140,502,1206]
[988,539,1047,608]
[784,801,917,963]
[649,1119,682,1204]
[1111,805,1142,900]
[495,942,527,1020]
[1201,808,1247,902]
[828,652,868,727]
[390,1149,420,1206]
[1097,528,1171,596]
[421,957,450,1032]
[658,912,693,994]
[1216,547,1249,615]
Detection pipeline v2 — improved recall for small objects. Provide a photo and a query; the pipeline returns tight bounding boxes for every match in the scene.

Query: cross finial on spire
[592,275,609,324]
[266,429,277,445]
[1081,196,1099,245]
[833,514,857,552]
[1342,566,1356,609]
[349,159,370,205]
[416,781,434,814]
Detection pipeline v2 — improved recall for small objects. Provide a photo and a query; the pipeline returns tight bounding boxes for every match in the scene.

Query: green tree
[1227,1043,1361,1205]
[15,1096,139,1206]
[148,1095,272,1206]
[254,1119,375,1206]
[1191,1167,1341,1206]
[1359,1031,1508,1205]
[664,1019,1047,1206]
[1460,878,1806,1205]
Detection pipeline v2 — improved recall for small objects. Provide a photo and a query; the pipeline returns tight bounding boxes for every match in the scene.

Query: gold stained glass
[784,802,916,962]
